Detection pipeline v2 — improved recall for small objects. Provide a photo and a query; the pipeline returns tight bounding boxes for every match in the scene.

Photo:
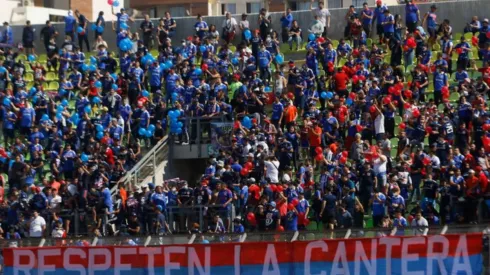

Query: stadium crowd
[0,0,487,242]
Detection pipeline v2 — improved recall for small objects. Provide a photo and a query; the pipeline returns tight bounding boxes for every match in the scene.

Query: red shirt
[308,126,322,147]
[333,72,349,91]
[106,147,115,165]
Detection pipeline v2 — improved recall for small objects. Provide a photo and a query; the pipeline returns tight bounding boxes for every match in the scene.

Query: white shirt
[374,113,385,135]
[29,216,46,237]
[373,157,387,175]
[222,18,237,31]
[50,195,62,212]
[314,8,331,26]
[411,217,429,235]
[282,173,291,183]
[264,160,280,183]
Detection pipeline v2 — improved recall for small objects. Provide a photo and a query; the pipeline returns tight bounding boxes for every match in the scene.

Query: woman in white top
[239,14,250,43]
[373,102,385,141]
[273,70,287,97]
[373,148,388,191]
[264,155,280,183]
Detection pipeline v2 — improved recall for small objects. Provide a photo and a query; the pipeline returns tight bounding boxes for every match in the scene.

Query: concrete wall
[6,0,489,52]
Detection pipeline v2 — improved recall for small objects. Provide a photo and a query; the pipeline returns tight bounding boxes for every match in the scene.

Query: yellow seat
[432,43,441,51]
[16,54,27,62]
[453,32,463,40]
[405,64,416,76]
[48,81,59,91]
[42,82,49,90]
[229,45,237,52]
[46,72,56,82]
[25,73,34,82]
[366,38,373,48]
[464,32,474,40]
[331,40,339,48]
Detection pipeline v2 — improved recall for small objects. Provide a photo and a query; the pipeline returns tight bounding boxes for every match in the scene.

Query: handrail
[111,136,169,195]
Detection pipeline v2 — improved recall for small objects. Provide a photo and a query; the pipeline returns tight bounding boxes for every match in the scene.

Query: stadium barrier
[1,232,484,274]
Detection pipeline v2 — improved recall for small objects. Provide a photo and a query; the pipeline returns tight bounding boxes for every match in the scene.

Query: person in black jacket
[40,21,58,52]
[22,21,35,55]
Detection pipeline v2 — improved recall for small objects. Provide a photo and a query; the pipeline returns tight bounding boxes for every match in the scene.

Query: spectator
[311,0,330,38]
[288,20,302,51]
[360,2,373,38]
[75,10,90,52]
[28,210,46,238]
[405,0,420,33]
[140,14,155,49]
[65,10,76,40]
[22,21,35,55]
[95,11,106,38]
[280,8,293,43]
[222,12,237,44]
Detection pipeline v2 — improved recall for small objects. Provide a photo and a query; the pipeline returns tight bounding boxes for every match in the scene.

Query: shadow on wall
[165,158,208,185]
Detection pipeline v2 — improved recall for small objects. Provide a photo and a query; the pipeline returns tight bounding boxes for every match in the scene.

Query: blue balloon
[71,113,79,122]
[84,105,92,114]
[199,45,207,53]
[275,54,284,64]
[59,89,66,96]
[142,90,149,97]
[91,24,97,31]
[120,22,128,30]
[177,122,183,128]
[171,93,178,100]
[77,26,84,34]
[56,105,64,113]
[168,111,175,118]
[321,92,327,99]
[148,124,156,131]
[112,84,118,90]
[30,87,37,94]
[231,57,239,65]
[0,67,6,73]
[81,153,89,162]
[61,99,68,106]
[92,96,101,104]
[146,129,154,138]
[95,81,102,88]
[175,128,182,134]
[160,63,167,70]
[90,56,97,64]
[28,54,36,62]
[182,52,188,59]
[96,131,104,139]
[89,65,96,72]
[41,114,49,121]
[56,112,63,120]
[32,96,38,104]
[165,60,173,69]
[97,26,104,33]
[308,33,316,41]
[264,86,272,93]
[96,124,104,132]
[111,73,118,81]
[112,0,120,7]
[326,91,334,99]
[244,29,252,40]
[346,98,353,106]
[138,128,147,136]
[195,68,203,76]
[3,97,10,106]
[81,64,89,71]
[173,110,181,117]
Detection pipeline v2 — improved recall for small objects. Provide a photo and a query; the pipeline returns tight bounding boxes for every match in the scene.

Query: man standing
[1,22,13,46]
[140,14,154,49]
[280,8,293,43]
[222,12,237,44]
[40,21,58,52]
[311,0,330,38]
[22,21,35,55]
[28,210,46,238]
[360,2,373,38]
[373,0,387,41]
[65,10,76,40]
[405,0,420,33]
[75,10,90,52]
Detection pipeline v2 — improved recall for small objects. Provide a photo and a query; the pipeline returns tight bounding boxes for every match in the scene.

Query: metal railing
[111,136,169,195]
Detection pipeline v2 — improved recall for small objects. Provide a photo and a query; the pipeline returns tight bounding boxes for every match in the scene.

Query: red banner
[3,233,483,275]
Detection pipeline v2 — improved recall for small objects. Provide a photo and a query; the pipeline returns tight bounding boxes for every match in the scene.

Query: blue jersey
[149,66,162,87]
[258,50,272,68]
[166,73,180,91]
[20,107,35,127]
[285,211,298,231]
[374,5,387,25]
[383,14,395,33]
[433,71,447,91]
[405,4,419,23]
[194,21,208,38]
[139,110,150,128]
[65,16,76,32]
[116,13,129,32]
[372,193,386,216]
[361,9,373,25]
[271,102,284,120]
[324,49,337,63]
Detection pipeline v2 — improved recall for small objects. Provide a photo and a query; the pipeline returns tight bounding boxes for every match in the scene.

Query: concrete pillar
[343,0,353,8]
